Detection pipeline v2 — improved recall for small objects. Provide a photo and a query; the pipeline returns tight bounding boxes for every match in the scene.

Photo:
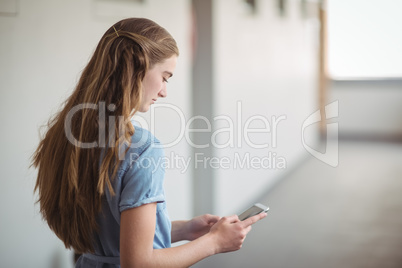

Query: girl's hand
[185,214,221,241]
[208,213,267,254]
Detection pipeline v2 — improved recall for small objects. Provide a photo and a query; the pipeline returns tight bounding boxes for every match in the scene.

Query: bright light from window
[327,0,402,79]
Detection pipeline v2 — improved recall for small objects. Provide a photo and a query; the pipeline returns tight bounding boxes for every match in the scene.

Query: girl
[32,18,266,268]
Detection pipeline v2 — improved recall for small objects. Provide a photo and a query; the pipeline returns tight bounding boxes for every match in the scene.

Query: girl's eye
[163,78,169,83]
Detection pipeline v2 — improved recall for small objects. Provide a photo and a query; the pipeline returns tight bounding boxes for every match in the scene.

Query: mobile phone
[238,203,269,221]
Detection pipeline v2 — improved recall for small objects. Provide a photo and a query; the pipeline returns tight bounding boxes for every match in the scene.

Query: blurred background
[1,0,401,267]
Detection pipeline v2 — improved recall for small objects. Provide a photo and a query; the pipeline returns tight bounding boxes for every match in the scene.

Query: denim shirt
[76,125,171,268]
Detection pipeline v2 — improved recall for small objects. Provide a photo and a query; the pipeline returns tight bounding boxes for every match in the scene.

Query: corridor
[194,141,402,268]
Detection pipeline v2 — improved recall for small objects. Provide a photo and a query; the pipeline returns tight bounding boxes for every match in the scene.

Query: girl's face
[140,55,177,112]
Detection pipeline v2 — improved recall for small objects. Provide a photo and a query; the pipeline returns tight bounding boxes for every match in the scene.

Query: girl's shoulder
[117,121,163,171]
[130,122,161,150]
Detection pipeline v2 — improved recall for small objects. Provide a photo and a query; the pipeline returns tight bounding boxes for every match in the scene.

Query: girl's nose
[159,86,167,98]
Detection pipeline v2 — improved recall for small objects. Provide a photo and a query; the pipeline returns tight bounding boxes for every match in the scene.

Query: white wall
[212,0,321,215]
[329,80,402,137]
[0,0,191,267]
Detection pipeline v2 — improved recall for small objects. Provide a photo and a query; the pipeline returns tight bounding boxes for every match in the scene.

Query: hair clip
[113,26,119,37]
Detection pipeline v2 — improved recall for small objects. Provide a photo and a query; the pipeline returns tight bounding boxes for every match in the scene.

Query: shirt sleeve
[119,141,166,212]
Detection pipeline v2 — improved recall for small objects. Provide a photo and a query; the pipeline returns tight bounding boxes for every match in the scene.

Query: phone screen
[238,203,269,221]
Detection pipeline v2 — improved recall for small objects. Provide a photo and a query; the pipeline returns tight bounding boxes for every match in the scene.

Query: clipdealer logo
[301,101,339,167]
[64,100,339,169]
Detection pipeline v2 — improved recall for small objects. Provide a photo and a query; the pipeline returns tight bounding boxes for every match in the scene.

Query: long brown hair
[32,18,179,253]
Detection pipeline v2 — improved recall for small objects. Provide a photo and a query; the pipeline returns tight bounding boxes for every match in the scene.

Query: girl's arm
[120,202,266,268]
[171,220,188,243]
[171,214,221,243]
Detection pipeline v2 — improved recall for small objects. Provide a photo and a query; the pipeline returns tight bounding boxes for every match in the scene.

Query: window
[327,0,402,79]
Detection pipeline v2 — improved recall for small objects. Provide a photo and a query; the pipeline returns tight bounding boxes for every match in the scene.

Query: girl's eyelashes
[163,77,169,83]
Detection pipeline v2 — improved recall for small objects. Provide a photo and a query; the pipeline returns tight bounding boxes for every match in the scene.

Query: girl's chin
[138,105,150,113]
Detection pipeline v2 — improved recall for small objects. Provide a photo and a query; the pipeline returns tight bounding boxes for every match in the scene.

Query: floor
[193,141,402,268]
